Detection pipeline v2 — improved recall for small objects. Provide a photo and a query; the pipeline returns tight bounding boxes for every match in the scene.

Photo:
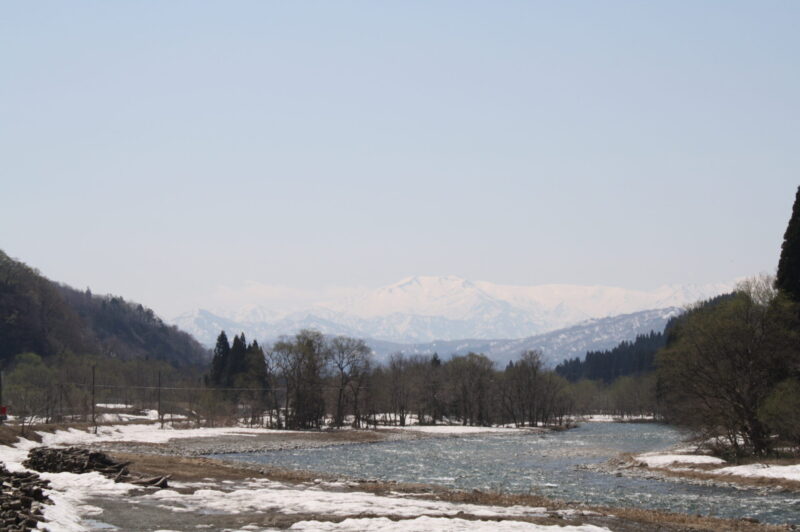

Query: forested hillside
[555,294,733,383]
[555,331,666,382]
[0,250,209,367]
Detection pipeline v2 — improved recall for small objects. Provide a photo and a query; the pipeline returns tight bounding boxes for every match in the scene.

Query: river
[213,423,800,525]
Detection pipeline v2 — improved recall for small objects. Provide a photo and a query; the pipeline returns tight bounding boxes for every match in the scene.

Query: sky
[1,2,798,318]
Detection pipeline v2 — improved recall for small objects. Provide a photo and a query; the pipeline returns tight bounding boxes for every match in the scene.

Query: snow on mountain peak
[172,275,733,346]
[326,275,494,320]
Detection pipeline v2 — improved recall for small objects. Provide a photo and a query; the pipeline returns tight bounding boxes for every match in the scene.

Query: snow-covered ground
[148,478,548,520]
[13,469,610,531]
[383,425,519,435]
[572,414,655,423]
[714,463,800,482]
[10,408,188,425]
[0,422,612,531]
[634,453,726,467]
[632,450,800,484]
[5,423,293,450]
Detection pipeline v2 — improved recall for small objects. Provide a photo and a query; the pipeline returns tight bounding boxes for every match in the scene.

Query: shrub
[759,378,800,448]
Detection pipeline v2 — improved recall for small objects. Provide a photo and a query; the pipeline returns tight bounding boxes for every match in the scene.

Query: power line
[63,383,366,392]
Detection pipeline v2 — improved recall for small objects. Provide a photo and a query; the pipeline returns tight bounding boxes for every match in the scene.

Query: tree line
[555,331,667,383]
[204,329,581,430]
[0,351,204,434]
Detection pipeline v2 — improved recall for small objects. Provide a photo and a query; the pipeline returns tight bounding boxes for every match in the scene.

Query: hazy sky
[2,2,798,317]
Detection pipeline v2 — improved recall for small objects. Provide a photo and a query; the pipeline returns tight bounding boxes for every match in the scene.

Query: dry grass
[598,505,788,532]
[0,425,29,445]
[108,452,279,482]
[649,466,800,492]
[421,487,787,531]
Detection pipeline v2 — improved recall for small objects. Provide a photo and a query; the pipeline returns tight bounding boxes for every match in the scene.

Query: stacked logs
[24,447,170,488]
[24,447,129,478]
[0,465,50,532]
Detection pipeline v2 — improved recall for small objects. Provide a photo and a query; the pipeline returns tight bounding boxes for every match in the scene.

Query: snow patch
[635,454,726,467]
[140,478,550,519]
[289,516,610,531]
[384,425,515,435]
[714,463,800,482]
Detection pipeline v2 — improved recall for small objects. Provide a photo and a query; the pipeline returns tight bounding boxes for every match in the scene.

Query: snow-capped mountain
[172,275,730,346]
[364,307,681,367]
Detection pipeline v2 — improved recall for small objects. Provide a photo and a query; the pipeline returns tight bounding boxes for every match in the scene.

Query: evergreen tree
[777,185,800,301]
[555,331,666,383]
[226,333,248,387]
[243,340,267,388]
[238,340,268,423]
[209,331,230,386]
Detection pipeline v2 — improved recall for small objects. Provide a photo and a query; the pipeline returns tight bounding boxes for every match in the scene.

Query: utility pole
[91,365,97,434]
[0,370,4,426]
[157,371,163,429]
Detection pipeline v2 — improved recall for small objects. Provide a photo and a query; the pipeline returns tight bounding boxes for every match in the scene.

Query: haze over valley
[173,275,729,364]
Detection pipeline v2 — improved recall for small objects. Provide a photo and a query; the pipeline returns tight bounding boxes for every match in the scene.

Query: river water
[214,423,800,525]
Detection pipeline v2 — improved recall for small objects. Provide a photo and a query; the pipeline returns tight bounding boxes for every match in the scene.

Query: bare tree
[273,330,331,429]
[388,353,411,426]
[263,347,284,428]
[659,276,800,456]
[330,336,372,428]
[446,353,495,426]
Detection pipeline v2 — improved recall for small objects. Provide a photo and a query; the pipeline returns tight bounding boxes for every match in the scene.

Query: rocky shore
[25,447,172,489]
[0,464,50,532]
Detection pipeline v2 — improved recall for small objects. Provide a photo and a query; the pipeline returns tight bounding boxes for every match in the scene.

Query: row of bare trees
[0,351,206,433]
[244,330,576,429]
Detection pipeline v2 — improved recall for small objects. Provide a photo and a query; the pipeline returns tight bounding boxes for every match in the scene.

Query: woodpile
[24,447,129,477]
[24,447,170,488]
[0,465,50,532]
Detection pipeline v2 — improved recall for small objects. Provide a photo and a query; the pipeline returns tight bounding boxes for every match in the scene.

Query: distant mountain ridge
[173,275,730,346]
[364,307,681,367]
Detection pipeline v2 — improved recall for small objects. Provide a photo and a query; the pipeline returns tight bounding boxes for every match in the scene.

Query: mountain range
[365,307,681,367]
[172,275,731,363]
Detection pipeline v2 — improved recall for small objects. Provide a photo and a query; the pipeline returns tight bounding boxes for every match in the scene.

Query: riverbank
[96,450,790,532]
[603,450,800,493]
[0,422,794,531]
